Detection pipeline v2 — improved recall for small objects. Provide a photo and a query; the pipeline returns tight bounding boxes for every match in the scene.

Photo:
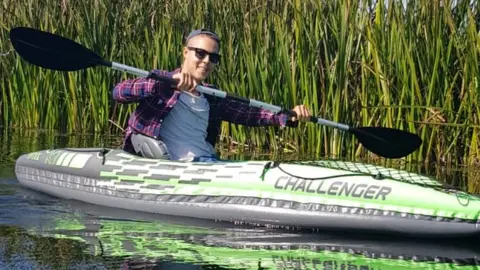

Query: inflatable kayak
[15,148,480,237]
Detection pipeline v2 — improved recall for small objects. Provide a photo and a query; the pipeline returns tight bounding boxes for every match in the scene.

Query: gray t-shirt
[158,92,215,160]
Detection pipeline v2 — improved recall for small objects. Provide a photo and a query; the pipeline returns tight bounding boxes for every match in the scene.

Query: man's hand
[172,72,198,94]
[290,105,311,122]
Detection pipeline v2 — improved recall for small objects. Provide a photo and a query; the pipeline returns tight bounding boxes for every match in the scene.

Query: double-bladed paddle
[8,27,422,159]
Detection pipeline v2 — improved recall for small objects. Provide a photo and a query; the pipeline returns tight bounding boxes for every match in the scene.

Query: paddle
[9,26,422,159]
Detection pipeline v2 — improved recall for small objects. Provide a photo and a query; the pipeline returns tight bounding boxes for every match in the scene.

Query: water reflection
[0,127,124,164]
[2,198,480,270]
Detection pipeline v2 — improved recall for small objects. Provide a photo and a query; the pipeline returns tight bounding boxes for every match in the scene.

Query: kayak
[14,147,480,237]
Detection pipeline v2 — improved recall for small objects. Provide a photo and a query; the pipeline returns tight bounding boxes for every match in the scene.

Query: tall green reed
[1,0,479,164]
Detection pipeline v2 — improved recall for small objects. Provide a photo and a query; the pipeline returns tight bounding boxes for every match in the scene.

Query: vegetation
[1,0,479,165]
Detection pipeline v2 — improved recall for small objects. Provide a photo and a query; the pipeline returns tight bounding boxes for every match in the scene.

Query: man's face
[182,35,220,82]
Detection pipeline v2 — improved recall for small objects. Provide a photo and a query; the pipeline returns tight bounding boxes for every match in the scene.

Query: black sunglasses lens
[194,49,207,59]
[193,48,220,63]
[210,54,220,63]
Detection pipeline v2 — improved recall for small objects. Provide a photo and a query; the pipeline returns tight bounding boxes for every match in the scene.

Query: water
[1,128,479,269]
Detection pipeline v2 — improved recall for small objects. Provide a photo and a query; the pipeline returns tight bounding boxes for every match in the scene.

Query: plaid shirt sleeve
[112,70,172,103]
[219,97,296,127]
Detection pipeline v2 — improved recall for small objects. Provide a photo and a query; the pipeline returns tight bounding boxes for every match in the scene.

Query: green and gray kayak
[15,148,480,237]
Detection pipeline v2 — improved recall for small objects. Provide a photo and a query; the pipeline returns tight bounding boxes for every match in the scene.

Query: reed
[1,0,479,164]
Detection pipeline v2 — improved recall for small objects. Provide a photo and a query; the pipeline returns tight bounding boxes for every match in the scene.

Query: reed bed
[1,0,479,165]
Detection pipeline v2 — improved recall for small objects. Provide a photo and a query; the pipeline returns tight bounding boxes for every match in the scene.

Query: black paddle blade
[351,127,422,159]
[9,27,110,71]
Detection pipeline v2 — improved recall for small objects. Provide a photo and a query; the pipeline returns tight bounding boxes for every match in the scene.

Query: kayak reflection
[30,200,480,270]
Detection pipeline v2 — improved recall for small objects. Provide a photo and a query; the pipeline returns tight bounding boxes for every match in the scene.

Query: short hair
[184,29,220,47]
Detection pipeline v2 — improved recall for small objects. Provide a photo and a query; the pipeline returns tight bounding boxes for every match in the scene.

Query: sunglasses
[187,47,221,64]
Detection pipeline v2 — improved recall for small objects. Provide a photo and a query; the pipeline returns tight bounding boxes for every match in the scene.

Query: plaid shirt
[113,69,295,153]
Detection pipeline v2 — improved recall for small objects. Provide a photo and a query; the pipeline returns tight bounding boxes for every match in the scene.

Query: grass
[0,0,479,165]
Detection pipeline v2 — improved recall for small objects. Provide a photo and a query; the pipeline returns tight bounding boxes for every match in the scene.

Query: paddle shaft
[111,62,350,131]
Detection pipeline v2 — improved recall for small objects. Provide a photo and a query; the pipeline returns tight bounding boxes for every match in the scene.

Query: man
[113,29,311,161]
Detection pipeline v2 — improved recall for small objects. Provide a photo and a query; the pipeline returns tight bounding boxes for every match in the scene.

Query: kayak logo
[274,176,392,201]
[272,256,373,270]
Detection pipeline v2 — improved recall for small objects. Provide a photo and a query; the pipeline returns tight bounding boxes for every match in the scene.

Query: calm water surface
[0,128,479,269]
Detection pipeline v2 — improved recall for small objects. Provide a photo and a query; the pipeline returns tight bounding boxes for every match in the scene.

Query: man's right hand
[172,72,199,95]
